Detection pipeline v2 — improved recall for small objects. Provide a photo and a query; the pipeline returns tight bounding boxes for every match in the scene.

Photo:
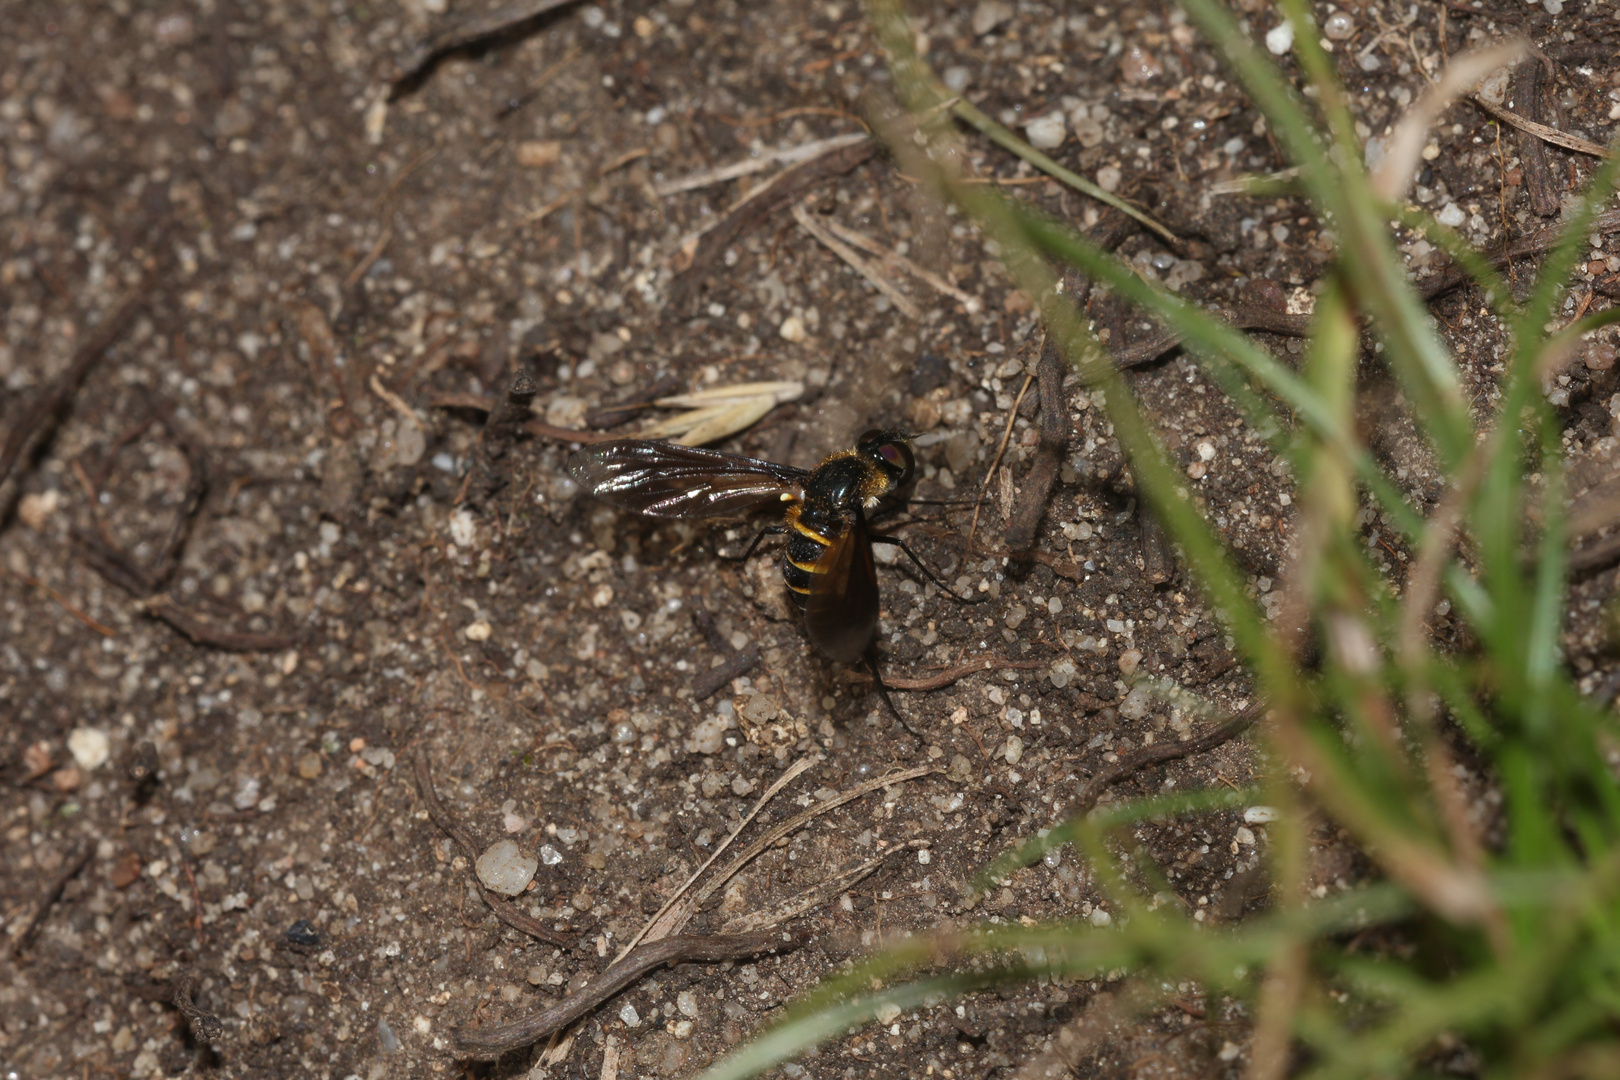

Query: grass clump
[704,1,1620,1076]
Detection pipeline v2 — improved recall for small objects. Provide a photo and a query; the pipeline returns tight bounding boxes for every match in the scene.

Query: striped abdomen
[780,502,842,607]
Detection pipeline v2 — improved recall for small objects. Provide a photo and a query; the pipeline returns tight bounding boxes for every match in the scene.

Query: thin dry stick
[1471,94,1613,159]
[412,748,573,947]
[814,215,982,311]
[655,132,871,196]
[452,930,802,1059]
[0,278,152,496]
[719,839,925,935]
[791,202,922,319]
[641,764,937,945]
[3,569,117,637]
[968,371,1035,545]
[687,765,935,913]
[847,657,1049,691]
[623,756,818,954]
[11,841,94,958]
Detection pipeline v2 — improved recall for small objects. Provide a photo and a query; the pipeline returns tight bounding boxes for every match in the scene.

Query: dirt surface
[4,0,1619,1077]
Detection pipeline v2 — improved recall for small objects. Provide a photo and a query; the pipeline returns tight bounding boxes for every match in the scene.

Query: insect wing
[567,440,806,519]
[805,512,880,664]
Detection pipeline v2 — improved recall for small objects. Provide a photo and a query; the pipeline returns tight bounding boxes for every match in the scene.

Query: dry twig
[412,748,573,948]
[452,930,801,1058]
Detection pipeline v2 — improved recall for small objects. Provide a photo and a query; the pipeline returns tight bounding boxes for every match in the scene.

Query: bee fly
[567,430,981,719]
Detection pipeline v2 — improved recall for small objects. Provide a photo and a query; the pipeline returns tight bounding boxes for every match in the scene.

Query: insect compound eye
[875,440,914,481]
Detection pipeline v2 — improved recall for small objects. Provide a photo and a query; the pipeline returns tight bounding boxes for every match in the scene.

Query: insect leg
[715,525,787,562]
[864,650,924,739]
[869,535,986,604]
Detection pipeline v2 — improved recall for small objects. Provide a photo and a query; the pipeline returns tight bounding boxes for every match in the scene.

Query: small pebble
[1119,44,1163,84]
[476,839,539,896]
[874,1002,902,1025]
[1089,907,1113,927]
[110,853,142,889]
[1118,685,1153,721]
[1265,19,1294,55]
[17,489,62,531]
[619,1004,641,1027]
[1023,112,1066,150]
[284,919,321,948]
[464,619,492,641]
[1096,165,1122,194]
[517,140,562,168]
[297,753,323,779]
[778,314,807,343]
[687,715,731,755]
[1323,11,1354,40]
[1436,203,1466,228]
[1002,735,1023,765]
[1117,648,1143,676]
[377,1016,401,1053]
[942,66,971,93]
[232,776,262,810]
[677,990,699,1018]
[527,965,549,985]
[970,0,1012,36]
[1244,805,1280,825]
[67,728,111,771]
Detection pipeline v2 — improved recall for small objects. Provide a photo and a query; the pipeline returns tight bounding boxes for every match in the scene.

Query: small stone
[67,728,111,771]
[527,965,549,985]
[22,740,53,780]
[1002,735,1023,765]
[464,619,492,641]
[284,919,321,949]
[18,489,62,531]
[1265,19,1294,55]
[449,508,477,548]
[1117,648,1143,676]
[377,1016,401,1053]
[686,715,731,755]
[619,1003,641,1027]
[874,1002,902,1025]
[1023,112,1065,150]
[1244,805,1280,825]
[1048,659,1076,688]
[232,775,262,810]
[1089,907,1113,927]
[50,766,82,792]
[517,140,562,167]
[778,314,807,343]
[677,990,699,1018]
[476,840,538,896]
[1234,827,1256,846]
[971,0,1012,36]
[1096,165,1122,194]
[1119,45,1163,84]
[539,844,564,866]
[297,753,323,779]
[942,66,971,93]
[110,852,142,889]
[1436,202,1466,228]
[1118,685,1153,721]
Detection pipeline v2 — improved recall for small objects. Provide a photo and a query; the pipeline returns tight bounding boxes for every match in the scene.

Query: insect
[567,430,979,718]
